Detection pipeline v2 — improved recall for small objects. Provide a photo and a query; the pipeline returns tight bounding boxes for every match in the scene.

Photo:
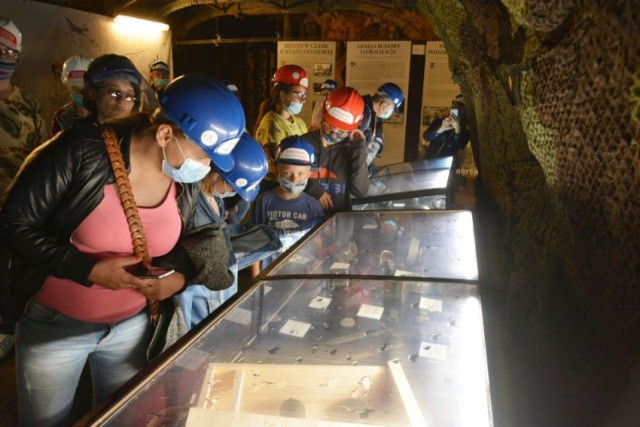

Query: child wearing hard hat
[292,86,370,214]
[252,136,325,270]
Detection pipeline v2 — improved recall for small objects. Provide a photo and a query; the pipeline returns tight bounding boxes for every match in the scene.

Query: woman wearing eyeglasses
[253,64,309,192]
[80,53,143,124]
[0,17,48,361]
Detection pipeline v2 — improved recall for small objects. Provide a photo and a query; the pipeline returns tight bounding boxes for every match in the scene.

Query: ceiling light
[114,15,169,32]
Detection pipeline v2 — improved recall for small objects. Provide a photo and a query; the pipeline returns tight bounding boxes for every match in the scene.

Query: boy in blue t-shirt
[252,136,325,269]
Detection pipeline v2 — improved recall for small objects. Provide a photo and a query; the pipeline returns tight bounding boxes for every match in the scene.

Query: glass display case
[84,211,491,427]
[352,157,455,211]
[267,210,478,282]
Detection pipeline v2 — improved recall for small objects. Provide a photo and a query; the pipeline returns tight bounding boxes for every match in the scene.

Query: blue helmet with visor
[213,133,268,201]
[158,74,246,172]
[377,82,404,113]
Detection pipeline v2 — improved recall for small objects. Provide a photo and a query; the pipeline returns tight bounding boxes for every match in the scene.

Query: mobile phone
[139,268,176,279]
[450,108,459,118]
[126,263,176,279]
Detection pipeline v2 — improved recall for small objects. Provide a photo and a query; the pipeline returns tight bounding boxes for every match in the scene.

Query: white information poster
[345,41,411,165]
[421,41,461,145]
[276,41,337,126]
[3,0,172,128]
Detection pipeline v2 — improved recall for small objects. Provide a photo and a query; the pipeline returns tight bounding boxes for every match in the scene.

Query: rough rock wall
[419,0,639,357]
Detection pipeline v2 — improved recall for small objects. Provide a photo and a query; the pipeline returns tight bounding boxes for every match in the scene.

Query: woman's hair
[252,82,293,135]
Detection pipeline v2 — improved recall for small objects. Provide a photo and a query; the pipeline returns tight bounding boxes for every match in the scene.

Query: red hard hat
[322,87,365,131]
[271,64,308,88]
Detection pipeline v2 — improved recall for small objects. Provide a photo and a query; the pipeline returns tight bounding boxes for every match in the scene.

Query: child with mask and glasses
[252,136,324,269]
[0,17,47,361]
[253,64,309,193]
[294,87,370,214]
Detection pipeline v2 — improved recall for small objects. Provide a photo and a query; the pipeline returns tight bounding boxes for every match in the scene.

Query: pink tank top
[36,183,182,323]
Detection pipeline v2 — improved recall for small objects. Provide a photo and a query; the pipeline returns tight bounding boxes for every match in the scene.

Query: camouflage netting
[418,0,640,358]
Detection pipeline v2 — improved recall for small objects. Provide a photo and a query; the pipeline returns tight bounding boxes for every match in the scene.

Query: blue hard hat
[321,79,338,91]
[213,133,268,201]
[159,74,246,172]
[275,136,315,166]
[377,82,404,112]
[150,60,170,73]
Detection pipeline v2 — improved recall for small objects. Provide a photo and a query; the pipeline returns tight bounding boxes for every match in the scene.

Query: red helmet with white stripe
[271,64,308,88]
[0,18,22,52]
[322,87,365,131]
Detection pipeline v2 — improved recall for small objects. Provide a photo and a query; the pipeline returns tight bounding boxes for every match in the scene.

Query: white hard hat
[61,55,93,87]
[0,18,22,52]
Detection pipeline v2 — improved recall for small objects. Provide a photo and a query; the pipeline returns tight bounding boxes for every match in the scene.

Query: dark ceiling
[33,1,422,40]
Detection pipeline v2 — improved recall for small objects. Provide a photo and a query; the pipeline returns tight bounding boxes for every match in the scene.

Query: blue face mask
[69,92,84,107]
[277,175,307,195]
[162,138,211,183]
[286,101,303,116]
[0,59,16,80]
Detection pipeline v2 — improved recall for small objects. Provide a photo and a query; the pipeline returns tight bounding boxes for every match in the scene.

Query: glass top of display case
[266,211,478,282]
[374,157,454,177]
[88,277,492,427]
[352,158,455,207]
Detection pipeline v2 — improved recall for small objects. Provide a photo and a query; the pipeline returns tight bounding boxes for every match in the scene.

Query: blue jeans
[16,301,151,427]
[177,264,238,330]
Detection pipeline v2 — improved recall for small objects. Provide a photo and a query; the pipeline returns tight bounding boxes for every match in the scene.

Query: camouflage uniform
[0,85,47,197]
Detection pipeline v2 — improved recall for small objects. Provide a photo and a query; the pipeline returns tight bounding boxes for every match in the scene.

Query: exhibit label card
[419,342,448,360]
[357,304,384,320]
[419,297,443,312]
[308,296,332,310]
[279,320,312,338]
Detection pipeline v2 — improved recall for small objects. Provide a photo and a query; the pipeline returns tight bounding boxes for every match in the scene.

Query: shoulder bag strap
[101,127,160,325]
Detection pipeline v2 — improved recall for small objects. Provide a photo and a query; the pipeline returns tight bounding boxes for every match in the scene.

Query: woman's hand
[438,116,455,133]
[449,114,461,134]
[318,191,334,210]
[137,272,186,301]
[88,256,153,291]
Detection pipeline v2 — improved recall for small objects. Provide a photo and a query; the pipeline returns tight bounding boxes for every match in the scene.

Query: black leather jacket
[0,120,226,320]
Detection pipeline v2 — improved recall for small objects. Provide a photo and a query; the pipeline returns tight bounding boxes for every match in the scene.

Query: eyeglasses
[289,90,307,102]
[0,47,20,60]
[98,86,138,103]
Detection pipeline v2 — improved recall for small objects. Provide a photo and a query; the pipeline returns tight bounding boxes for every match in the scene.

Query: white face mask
[213,189,237,198]
[161,138,211,183]
[212,177,237,198]
[378,105,393,119]
[277,174,307,195]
